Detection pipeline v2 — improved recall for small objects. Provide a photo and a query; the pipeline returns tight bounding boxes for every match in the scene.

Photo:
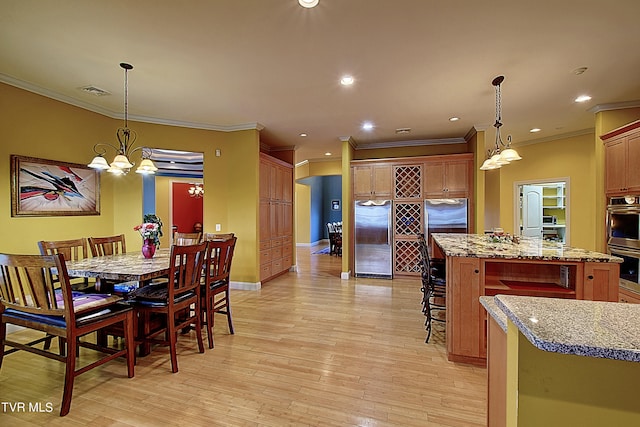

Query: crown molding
[514,128,594,147]
[588,100,640,114]
[352,137,466,150]
[0,73,264,132]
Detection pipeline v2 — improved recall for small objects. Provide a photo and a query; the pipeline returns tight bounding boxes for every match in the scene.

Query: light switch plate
[215,224,221,231]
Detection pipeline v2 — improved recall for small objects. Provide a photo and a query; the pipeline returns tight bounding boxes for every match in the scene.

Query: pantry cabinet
[602,120,640,195]
[259,153,293,283]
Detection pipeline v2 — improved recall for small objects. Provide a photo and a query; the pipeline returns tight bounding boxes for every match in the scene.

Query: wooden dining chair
[38,238,92,290]
[88,234,126,256]
[201,236,237,349]
[173,231,202,244]
[0,253,135,416]
[130,242,207,372]
[203,232,234,242]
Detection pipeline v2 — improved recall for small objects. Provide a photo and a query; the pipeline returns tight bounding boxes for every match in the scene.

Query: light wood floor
[0,245,487,426]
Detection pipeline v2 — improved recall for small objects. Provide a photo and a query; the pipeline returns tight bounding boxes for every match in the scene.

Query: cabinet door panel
[445,161,469,193]
[372,165,392,198]
[605,139,627,193]
[424,162,445,195]
[627,134,640,191]
[583,263,619,302]
[448,257,483,359]
[353,166,373,197]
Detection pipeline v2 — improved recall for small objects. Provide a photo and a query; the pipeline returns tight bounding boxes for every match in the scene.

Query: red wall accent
[172,182,203,233]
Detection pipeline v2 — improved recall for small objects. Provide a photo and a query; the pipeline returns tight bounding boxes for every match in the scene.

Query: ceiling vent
[80,85,111,96]
[395,127,411,134]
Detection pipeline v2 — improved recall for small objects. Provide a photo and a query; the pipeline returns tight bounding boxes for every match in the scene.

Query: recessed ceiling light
[449,117,460,122]
[530,128,541,133]
[575,95,592,103]
[300,133,307,137]
[325,152,332,156]
[362,122,374,131]
[298,0,319,8]
[340,75,354,86]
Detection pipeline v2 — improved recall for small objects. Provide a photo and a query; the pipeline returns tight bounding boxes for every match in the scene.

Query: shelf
[484,280,576,299]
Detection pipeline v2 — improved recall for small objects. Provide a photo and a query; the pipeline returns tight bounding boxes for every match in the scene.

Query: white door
[522,185,543,237]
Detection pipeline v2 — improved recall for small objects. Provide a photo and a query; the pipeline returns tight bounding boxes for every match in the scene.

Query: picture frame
[10,155,100,217]
[331,199,340,211]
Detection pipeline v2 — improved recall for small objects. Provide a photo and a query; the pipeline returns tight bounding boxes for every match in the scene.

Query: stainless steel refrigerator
[354,200,393,278]
[424,198,468,244]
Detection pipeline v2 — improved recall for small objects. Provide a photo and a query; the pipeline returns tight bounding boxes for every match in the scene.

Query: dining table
[59,249,174,356]
[62,249,172,293]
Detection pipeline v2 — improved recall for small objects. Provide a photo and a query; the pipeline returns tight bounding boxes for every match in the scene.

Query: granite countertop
[491,294,640,362]
[432,233,622,263]
[480,296,507,332]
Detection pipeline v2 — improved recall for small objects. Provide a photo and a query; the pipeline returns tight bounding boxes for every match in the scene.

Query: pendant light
[480,75,522,171]
[88,63,157,175]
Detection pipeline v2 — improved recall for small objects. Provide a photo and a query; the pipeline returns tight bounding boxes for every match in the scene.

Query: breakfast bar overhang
[431,233,623,365]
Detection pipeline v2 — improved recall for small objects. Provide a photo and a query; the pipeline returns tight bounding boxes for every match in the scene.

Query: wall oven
[607,245,640,288]
[607,196,640,288]
[607,196,640,250]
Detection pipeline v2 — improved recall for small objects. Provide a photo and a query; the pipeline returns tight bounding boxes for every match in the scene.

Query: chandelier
[188,183,204,198]
[88,63,158,175]
[479,75,522,171]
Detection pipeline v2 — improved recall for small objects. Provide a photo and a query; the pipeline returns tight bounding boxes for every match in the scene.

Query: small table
[63,250,172,292]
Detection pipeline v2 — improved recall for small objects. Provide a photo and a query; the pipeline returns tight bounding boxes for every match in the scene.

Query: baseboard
[230,281,261,291]
[341,271,351,280]
[296,239,328,247]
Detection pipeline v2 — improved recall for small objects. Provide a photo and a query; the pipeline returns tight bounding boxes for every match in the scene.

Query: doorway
[514,178,570,244]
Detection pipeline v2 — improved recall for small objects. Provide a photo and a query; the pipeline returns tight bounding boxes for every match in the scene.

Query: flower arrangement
[134,214,163,247]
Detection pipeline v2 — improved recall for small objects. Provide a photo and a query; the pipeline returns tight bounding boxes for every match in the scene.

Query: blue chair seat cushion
[53,290,123,314]
[2,303,132,328]
[131,284,196,307]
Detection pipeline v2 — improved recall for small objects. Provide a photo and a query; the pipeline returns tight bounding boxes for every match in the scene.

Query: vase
[142,239,156,259]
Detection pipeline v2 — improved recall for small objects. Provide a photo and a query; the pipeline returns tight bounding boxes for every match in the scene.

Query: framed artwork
[10,155,100,217]
[331,199,340,211]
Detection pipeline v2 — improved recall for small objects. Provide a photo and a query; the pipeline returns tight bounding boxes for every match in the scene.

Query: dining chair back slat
[173,232,202,244]
[88,234,126,257]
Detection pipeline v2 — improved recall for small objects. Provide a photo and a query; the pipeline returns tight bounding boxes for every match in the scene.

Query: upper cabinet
[424,155,473,198]
[353,164,392,199]
[602,120,640,196]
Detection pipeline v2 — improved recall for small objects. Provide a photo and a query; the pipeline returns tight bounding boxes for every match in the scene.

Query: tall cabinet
[351,153,474,277]
[259,153,294,283]
[602,119,640,195]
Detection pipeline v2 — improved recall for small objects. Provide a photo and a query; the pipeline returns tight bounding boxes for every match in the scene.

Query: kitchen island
[431,233,622,365]
[481,295,640,427]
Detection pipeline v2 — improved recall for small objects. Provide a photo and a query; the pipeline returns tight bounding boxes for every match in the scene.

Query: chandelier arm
[92,142,119,156]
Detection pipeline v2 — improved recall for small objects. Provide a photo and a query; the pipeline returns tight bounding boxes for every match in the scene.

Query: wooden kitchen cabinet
[353,164,392,199]
[602,120,640,195]
[619,287,640,304]
[424,154,473,198]
[259,153,293,283]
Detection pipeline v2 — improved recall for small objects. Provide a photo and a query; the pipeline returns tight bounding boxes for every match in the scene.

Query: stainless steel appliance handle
[608,246,640,258]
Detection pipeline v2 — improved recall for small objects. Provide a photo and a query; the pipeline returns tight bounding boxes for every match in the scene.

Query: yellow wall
[295,183,311,244]
[497,133,595,249]
[341,139,354,276]
[1,83,116,254]
[0,83,261,283]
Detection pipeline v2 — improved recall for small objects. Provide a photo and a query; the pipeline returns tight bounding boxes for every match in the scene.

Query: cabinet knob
[474,269,479,273]
[587,275,594,280]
